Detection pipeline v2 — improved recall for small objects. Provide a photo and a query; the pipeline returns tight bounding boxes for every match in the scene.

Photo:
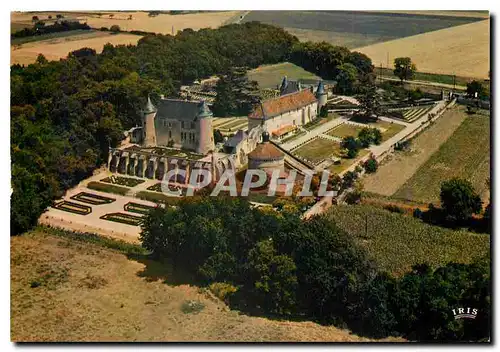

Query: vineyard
[327,205,490,276]
[393,113,490,204]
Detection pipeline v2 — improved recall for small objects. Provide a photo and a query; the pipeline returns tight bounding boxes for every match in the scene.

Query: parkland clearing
[11,10,491,342]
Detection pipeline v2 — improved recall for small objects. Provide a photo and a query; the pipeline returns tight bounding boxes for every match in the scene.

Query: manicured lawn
[326,123,365,139]
[348,117,406,141]
[293,137,341,164]
[328,205,490,276]
[328,149,369,174]
[247,62,320,89]
[124,202,157,215]
[393,114,490,203]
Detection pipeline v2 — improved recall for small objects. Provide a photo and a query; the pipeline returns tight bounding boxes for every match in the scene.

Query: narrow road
[378,76,467,91]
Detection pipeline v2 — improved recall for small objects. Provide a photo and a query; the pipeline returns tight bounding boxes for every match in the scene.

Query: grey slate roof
[156,98,212,121]
[280,78,302,96]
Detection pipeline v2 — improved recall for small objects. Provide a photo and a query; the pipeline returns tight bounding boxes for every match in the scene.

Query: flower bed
[53,201,92,215]
[71,191,116,205]
[87,181,129,196]
[100,212,143,226]
[100,176,145,187]
[146,183,163,192]
[124,202,156,215]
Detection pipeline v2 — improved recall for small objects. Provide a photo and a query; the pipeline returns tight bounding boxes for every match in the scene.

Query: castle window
[181,121,185,129]
[190,122,195,129]
[169,130,172,139]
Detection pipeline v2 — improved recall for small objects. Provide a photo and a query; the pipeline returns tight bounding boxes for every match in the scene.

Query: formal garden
[70,191,116,205]
[124,202,157,215]
[53,200,92,215]
[101,175,145,187]
[100,212,144,226]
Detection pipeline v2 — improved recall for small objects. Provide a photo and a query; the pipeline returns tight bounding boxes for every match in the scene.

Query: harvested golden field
[355,20,490,78]
[11,229,402,342]
[12,11,242,35]
[11,31,141,65]
[363,105,468,196]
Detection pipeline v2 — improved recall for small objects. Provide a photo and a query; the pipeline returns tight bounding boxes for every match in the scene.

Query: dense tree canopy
[140,197,490,341]
[10,22,298,235]
[393,57,416,84]
[440,178,483,223]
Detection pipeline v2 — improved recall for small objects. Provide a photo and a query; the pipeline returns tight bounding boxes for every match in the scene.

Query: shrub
[110,25,121,33]
[363,158,378,173]
[208,282,238,303]
[383,204,405,214]
[87,181,129,196]
[181,300,205,314]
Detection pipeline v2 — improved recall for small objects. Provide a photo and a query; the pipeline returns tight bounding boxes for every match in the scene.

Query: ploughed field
[242,11,484,48]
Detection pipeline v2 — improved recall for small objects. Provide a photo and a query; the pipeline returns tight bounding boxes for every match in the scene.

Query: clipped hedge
[87,181,129,196]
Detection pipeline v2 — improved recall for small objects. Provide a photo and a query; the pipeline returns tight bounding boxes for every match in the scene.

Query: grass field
[393,113,490,204]
[328,205,490,276]
[328,149,369,175]
[293,137,341,164]
[247,62,320,89]
[12,11,241,35]
[355,19,490,78]
[11,31,141,65]
[11,229,401,342]
[363,106,468,196]
[242,11,483,49]
[348,117,406,141]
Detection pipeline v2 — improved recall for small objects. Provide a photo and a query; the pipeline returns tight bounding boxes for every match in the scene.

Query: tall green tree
[212,67,260,117]
[335,63,358,94]
[393,57,416,84]
[440,178,482,223]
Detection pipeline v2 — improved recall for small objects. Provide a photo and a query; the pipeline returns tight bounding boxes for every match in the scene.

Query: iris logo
[452,308,478,320]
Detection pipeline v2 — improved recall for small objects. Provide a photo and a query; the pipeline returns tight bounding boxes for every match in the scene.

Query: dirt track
[363,106,467,196]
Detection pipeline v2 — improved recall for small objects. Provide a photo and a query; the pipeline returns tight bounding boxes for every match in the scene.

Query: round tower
[316,80,327,114]
[142,95,157,147]
[197,100,215,155]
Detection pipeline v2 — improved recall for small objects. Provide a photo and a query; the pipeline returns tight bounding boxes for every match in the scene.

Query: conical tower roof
[144,95,157,114]
[316,80,325,95]
[280,76,288,90]
[198,100,213,118]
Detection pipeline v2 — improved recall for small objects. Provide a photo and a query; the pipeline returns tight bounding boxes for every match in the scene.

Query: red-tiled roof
[272,125,296,137]
[248,142,284,160]
[249,89,317,120]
